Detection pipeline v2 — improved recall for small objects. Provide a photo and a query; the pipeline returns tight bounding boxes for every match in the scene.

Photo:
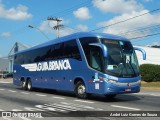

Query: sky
[0,0,160,57]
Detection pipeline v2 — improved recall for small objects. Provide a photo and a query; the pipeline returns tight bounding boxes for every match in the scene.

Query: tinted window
[79,37,99,66]
[14,53,24,64]
[24,51,33,63]
[15,39,81,64]
[36,46,52,61]
[64,40,81,61]
[90,46,102,71]
[51,43,64,60]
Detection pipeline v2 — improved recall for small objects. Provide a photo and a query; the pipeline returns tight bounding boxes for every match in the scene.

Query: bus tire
[27,80,32,91]
[75,81,88,99]
[21,80,27,90]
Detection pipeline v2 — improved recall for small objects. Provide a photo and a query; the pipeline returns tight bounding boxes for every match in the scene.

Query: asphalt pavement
[0,78,160,120]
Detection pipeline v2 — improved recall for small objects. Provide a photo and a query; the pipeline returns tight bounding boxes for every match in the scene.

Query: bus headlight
[108,80,116,84]
[104,78,117,84]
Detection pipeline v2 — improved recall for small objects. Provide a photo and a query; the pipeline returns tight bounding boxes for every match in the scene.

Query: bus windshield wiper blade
[126,59,136,75]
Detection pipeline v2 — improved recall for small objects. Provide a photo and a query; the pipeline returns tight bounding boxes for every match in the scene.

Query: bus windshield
[101,39,140,77]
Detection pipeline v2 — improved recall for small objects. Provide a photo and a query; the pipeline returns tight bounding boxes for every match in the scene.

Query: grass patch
[141,81,160,88]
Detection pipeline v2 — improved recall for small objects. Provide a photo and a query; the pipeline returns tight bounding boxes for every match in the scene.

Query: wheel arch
[20,77,25,82]
[26,77,31,82]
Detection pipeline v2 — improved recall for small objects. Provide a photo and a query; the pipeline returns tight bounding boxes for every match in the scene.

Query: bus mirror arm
[134,47,146,60]
[89,43,108,57]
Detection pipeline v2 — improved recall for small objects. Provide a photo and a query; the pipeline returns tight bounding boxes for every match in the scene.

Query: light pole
[28,25,50,40]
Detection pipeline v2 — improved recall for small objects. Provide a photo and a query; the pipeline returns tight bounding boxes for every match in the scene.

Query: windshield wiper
[126,59,136,75]
[118,55,129,76]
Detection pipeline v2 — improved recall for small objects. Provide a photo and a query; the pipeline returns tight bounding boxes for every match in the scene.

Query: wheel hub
[28,82,31,90]
[78,85,85,95]
[22,81,25,88]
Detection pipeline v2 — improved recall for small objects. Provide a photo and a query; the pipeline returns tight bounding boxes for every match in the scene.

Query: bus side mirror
[89,43,108,57]
[134,47,146,60]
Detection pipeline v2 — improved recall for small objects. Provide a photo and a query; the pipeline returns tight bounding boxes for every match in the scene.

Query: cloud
[38,20,75,37]
[73,7,92,20]
[95,0,160,39]
[143,0,152,2]
[76,24,88,31]
[92,0,143,14]
[1,32,11,39]
[38,20,53,33]
[39,18,69,32]
[0,1,32,20]
[98,10,160,39]
[39,20,88,37]
[59,28,75,37]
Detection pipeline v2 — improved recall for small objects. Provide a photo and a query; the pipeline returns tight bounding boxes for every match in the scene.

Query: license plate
[125,88,131,92]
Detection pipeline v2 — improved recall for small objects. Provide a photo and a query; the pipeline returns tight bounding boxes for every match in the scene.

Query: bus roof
[16,32,128,54]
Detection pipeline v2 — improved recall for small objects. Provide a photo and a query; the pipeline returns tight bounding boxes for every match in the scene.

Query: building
[0,42,29,73]
[135,46,160,65]
[0,57,9,72]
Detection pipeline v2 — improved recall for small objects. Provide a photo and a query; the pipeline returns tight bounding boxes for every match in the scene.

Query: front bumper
[104,80,141,95]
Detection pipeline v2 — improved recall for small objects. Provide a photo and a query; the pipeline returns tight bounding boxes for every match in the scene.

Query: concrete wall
[135,46,160,65]
[0,58,9,71]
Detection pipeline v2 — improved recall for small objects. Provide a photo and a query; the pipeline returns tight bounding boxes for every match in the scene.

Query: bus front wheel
[75,81,88,99]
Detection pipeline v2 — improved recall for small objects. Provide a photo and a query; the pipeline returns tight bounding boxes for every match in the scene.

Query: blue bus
[13,32,146,99]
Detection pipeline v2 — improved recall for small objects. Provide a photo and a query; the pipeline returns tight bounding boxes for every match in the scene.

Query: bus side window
[53,43,63,59]
[63,40,82,61]
[90,47,102,71]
